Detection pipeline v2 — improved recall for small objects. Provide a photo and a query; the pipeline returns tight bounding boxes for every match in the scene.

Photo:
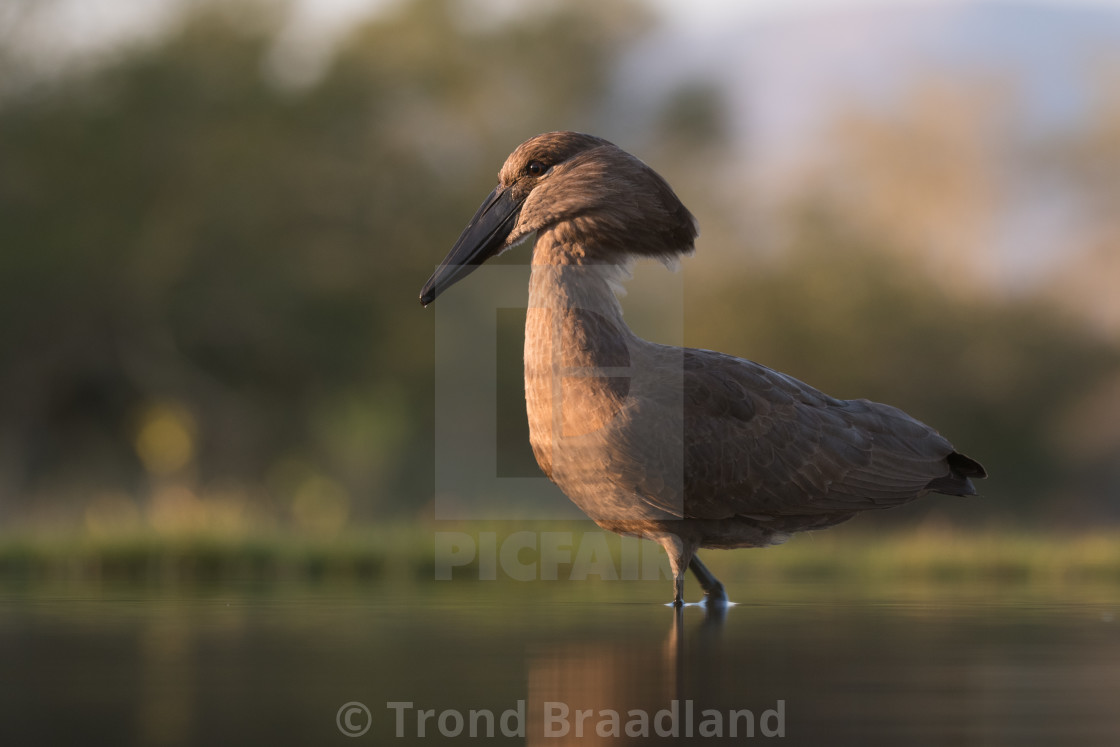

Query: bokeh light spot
[135,404,196,476]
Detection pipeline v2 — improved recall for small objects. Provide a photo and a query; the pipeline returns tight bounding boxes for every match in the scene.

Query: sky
[11,0,1120,59]
[301,0,1120,30]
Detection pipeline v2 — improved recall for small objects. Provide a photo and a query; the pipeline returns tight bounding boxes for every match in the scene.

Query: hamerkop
[420,131,986,606]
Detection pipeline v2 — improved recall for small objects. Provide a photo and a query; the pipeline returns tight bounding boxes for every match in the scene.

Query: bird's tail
[928,451,987,496]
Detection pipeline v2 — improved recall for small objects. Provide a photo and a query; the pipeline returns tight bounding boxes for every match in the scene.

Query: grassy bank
[1,522,1119,592]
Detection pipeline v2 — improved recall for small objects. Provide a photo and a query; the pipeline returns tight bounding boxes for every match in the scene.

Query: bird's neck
[523,233,638,476]
[526,233,637,363]
[524,235,631,320]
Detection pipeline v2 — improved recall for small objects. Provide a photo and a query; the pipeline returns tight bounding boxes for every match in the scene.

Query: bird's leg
[688,555,728,605]
[657,534,693,607]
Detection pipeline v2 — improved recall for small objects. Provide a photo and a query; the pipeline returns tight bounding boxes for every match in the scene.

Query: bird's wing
[634,348,966,520]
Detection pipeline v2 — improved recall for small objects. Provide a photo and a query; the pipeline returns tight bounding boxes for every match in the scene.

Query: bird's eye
[526,160,546,176]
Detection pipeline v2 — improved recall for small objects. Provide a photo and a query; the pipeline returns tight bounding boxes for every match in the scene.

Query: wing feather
[663,348,970,520]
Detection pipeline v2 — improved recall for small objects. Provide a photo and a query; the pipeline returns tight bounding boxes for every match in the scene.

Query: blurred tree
[803,77,1012,294]
[1044,65,1120,335]
[654,79,728,149]
[1035,65,1120,518]
[0,0,649,524]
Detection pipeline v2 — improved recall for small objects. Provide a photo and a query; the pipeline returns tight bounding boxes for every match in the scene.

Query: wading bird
[420,132,985,606]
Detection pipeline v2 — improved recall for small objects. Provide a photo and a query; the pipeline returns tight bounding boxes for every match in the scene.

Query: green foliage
[0,0,647,522]
[3,523,1120,593]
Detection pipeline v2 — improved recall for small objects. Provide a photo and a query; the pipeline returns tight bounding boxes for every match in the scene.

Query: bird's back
[614,345,985,527]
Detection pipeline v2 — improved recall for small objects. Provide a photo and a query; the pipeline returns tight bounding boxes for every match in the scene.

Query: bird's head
[419,131,697,306]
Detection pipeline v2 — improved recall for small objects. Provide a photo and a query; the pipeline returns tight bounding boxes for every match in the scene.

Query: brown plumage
[420,131,986,606]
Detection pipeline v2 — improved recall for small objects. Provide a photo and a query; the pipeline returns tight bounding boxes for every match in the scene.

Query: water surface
[1,581,1117,745]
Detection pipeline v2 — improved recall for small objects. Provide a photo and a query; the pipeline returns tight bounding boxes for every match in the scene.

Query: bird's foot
[702,582,728,606]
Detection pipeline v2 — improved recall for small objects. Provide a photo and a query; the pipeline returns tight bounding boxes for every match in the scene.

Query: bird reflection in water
[525,603,779,746]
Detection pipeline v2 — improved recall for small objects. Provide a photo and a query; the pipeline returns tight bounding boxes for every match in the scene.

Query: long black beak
[420,185,524,306]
